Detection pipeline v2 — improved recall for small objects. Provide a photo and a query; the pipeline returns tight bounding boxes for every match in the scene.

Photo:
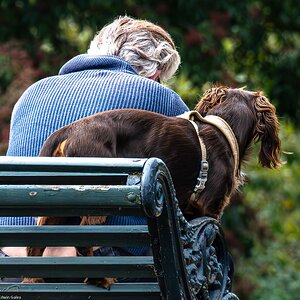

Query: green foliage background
[0,1,299,298]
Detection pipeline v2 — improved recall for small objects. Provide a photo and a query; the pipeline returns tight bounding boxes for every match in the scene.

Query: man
[1,16,188,262]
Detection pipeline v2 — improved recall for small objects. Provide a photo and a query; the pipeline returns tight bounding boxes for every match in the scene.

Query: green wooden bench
[0,156,239,300]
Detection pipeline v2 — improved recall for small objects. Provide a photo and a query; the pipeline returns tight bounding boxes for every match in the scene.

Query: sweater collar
[59,54,138,76]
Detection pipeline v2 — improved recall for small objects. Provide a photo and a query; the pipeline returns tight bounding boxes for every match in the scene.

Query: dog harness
[177,111,239,200]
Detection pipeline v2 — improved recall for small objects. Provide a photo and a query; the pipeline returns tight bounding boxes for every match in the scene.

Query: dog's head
[195,86,282,169]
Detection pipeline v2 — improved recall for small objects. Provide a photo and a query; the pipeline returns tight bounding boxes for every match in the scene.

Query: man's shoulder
[124,76,189,115]
[127,75,178,96]
[26,74,61,89]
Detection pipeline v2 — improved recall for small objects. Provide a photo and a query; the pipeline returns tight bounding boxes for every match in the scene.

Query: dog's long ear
[194,86,228,114]
[254,94,282,169]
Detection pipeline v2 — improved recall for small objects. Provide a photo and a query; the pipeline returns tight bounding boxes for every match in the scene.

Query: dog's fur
[25,87,281,286]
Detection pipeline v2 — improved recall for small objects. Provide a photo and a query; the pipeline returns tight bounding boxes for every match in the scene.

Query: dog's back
[40,109,202,214]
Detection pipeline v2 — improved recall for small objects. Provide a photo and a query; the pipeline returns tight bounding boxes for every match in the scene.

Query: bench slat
[0,185,142,216]
[0,185,140,206]
[0,283,161,300]
[0,257,156,278]
[0,157,147,173]
[0,225,150,247]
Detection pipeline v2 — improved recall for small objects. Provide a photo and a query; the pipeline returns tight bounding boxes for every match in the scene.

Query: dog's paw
[101,277,118,289]
[22,277,45,283]
[84,277,117,289]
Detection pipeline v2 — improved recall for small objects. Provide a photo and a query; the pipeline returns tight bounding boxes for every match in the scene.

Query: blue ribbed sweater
[3,54,189,253]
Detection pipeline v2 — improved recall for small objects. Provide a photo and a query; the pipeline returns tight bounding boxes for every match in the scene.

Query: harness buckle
[194,160,209,192]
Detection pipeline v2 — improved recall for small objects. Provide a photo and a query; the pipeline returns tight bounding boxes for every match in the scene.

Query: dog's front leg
[79,216,117,289]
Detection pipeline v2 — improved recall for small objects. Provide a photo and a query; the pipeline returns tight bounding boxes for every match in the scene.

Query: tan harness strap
[189,119,207,161]
[177,111,239,197]
[179,111,239,177]
[202,114,239,177]
[177,112,209,194]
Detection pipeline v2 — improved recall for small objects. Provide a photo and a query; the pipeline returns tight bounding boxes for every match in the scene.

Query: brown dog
[25,87,282,286]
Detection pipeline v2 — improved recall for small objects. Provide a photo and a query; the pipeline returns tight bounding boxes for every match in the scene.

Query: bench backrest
[0,156,239,300]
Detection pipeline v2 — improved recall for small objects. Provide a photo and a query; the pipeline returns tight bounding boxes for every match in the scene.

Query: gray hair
[87,16,181,81]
